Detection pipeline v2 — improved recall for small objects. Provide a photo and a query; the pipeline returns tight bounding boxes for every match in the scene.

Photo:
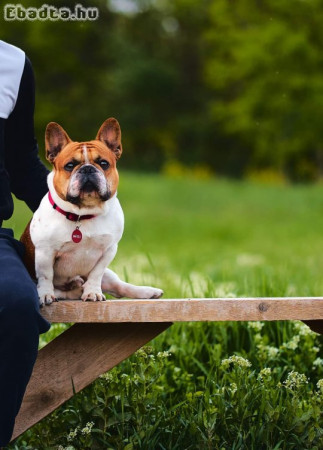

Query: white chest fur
[53,234,111,286]
[30,189,124,289]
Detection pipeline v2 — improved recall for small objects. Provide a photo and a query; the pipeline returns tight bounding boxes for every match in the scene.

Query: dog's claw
[132,287,164,299]
[150,289,164,299]
[81,291,105,302]
[39,293,57,306]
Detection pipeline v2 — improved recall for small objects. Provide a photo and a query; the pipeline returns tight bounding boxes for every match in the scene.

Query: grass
[4,172,323,449]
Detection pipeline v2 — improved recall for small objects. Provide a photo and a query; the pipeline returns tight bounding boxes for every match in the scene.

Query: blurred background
[2,0,323,182]
[3,5,323,447]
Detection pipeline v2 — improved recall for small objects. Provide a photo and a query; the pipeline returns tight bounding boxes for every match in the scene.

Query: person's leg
[0,228,50,446]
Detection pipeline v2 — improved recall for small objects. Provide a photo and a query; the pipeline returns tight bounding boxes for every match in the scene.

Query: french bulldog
[20,118,163,305]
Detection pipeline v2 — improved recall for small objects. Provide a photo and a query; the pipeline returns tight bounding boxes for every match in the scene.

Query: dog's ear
[45,122,71,163]
[96,118,122,160]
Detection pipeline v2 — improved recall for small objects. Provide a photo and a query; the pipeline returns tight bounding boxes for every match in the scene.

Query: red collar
[48,191,96,222]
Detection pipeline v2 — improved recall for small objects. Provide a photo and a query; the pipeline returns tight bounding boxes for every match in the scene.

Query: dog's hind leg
[101,268,163,299]
[53,276,85,300]
[54,286,83,300]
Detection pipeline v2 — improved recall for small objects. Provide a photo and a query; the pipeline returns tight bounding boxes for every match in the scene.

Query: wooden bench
[11,297,323,441]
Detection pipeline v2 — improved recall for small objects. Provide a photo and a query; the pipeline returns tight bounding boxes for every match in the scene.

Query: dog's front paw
[39,293,57,306]
[81,289,105,302]
[38,283,57,306]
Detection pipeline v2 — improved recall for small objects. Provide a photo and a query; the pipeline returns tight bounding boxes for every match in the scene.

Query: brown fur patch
[96,118,123,159]
[20,221,36,280]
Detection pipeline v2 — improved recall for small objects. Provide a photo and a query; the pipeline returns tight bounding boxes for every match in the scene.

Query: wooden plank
[40,297,323,323]
[12,321,171,441]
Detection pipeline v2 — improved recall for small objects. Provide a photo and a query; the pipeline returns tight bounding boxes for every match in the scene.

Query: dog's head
[45,118,122,208]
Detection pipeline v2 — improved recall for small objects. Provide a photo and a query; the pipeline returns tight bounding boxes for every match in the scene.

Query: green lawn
[6,173,323,449]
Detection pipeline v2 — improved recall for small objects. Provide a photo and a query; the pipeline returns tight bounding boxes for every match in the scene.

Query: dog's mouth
[67,182,111,205]
[66,170,111,206]
[81,179,98,193]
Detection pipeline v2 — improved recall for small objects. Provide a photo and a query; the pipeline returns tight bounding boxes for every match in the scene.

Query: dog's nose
[79,164,96,174]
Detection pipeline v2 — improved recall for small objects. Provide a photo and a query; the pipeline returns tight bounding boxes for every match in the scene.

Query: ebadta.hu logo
[3,3,99,21]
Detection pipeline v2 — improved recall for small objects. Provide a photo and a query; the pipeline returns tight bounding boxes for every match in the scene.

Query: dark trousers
[0,228,50,446]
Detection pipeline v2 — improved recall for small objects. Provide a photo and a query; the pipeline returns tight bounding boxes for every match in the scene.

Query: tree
[203,0,323,180]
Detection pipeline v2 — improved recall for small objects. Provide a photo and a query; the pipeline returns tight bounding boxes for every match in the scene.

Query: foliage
[5,173,323,449]
[8,321,323,449]
[1,0,323,180]
[204,0,323,180]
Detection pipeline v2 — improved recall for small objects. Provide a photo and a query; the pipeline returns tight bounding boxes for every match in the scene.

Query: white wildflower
[157,351,172,359]
[248,321,264,332]
[258,367,272,382]
[221,355,252,369]
[257,344,279,359]
[267,346,279,358]
[100,372,113,382]
[230,382,238,394]
[283,335,300,350]
[136,348,147,358]
[313,358,323,369]
[81,421,94,435]
[294,321,316,336]
[67,427,79,442]
[254,333,263,343]
[283,371,308,390]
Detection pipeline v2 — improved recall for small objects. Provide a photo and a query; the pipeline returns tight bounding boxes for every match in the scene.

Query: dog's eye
[99,160,110,170]
[64,162,75,172]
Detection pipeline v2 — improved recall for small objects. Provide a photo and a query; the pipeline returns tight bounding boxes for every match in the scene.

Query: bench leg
[303,320,323,334]
[11,322,172,441]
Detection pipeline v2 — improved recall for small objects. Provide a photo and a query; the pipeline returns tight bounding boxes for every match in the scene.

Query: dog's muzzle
[79,165,100,192]
[78,164,100,192]
[66,164,111,204]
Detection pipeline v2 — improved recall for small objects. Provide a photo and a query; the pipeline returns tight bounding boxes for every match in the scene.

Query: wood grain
[40,297,323,323]
[12,322,171,441]
[12,297,323,440]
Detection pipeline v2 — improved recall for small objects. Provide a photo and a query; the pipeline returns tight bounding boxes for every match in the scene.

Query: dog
[20,118,163,305]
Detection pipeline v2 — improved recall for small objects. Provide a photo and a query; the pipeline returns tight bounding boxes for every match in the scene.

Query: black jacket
[0,41,48,224]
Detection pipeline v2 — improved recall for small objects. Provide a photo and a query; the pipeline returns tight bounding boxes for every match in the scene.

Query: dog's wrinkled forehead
[57,140,116,168]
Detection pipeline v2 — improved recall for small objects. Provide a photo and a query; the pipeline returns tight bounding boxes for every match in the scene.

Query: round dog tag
[72,227,82,243]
